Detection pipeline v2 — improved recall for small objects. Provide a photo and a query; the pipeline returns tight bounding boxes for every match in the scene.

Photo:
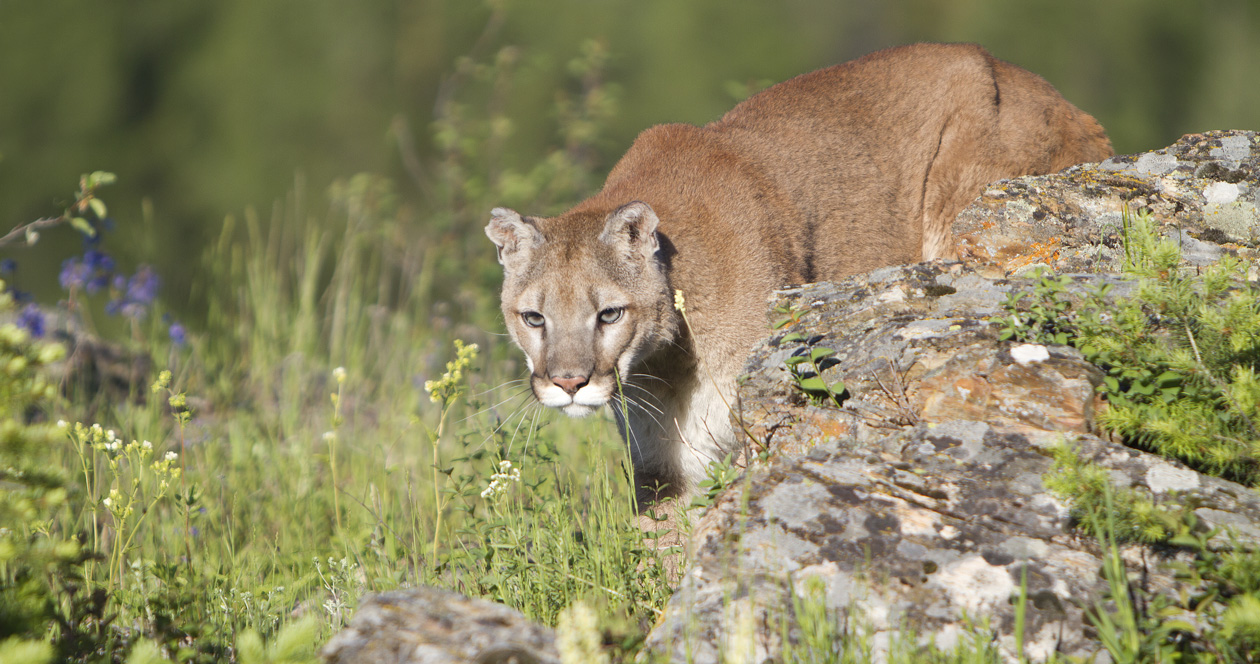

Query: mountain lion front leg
[616,368,734,509]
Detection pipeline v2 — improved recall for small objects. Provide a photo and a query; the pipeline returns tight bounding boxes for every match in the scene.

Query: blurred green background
[1,0,1257,322]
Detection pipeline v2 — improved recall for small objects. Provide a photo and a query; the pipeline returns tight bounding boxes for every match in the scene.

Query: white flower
[102,497,113,508]
[482,459,522,500]
[165,451,178,462]
[56,420,68,428]
[333,366,347,383]
[142,440,153,451]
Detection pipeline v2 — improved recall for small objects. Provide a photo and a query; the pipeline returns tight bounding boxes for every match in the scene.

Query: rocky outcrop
[954,130,1259,276]
[320,587,560,664]
[645,263,1260,663]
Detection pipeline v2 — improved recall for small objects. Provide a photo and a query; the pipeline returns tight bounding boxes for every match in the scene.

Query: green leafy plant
[0,279,73,658]
[1000,209,1260,486]
[781,331,847,407]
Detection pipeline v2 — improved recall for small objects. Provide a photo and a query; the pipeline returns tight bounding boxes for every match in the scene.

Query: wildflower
[59,257,90,290]
[102,497,112,508]
[151,370,172,393]
[333,366,347,384]
[108,265,160,320]
[17,303,45,338]
[127,266,159,302]
[481,459,522,499]
[168,322,187,346]
[0,259,14,274]
[674,289,686,314]
[82,249,114,293]
[57,420,68,428]
[557,601,607,664]
[164,451,177,462]
[424,340,479,406]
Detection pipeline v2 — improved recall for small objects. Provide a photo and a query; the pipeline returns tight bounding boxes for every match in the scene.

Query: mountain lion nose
[551,375,589,395]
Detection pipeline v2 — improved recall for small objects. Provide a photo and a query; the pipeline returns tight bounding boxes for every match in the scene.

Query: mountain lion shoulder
[485,43,1112,508]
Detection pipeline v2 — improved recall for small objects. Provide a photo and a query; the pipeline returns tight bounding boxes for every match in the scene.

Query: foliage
[1000,210,1260,486]
[1056,483,1260,663]
[774,300,848,407]
[0,31,680,664]
[780,331,847,408]
[1042,441,1185,543]
[0,280,73,658]
[1002,211,1260,661]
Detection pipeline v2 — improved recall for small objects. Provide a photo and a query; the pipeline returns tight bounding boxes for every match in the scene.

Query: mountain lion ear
[485,207,544,270]
[599,201,660,260]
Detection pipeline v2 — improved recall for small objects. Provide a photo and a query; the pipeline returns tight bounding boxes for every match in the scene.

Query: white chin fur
[562,403,599,418]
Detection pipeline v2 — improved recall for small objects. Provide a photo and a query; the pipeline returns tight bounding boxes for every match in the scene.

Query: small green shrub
[1000,210,1260,486]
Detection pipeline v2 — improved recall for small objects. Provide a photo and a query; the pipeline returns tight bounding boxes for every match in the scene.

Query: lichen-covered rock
[320,587,559,664]
[954,130,1260,275]
[645,262,1260,663]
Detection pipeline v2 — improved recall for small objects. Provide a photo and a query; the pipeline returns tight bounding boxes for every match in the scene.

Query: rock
[320,587,559,664]
[954,130,1260,275]
[645,262,1260,663]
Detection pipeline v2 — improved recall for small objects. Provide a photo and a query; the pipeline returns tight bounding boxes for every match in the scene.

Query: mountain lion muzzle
[486,43,1113,510]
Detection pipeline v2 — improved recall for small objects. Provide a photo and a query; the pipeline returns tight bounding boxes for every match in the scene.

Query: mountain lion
[486,43,1112,509]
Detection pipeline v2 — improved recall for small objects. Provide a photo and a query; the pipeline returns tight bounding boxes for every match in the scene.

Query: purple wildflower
[83,249,114,273]
[126,266,159,305]
[106,266,161,320]
[0,259,14,274]
[18,304,45,338]
[168,322,187,347]
[59,258,90,291]
[82,249,115,293]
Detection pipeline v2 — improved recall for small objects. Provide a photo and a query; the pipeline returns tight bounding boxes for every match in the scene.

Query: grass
[2,39,679,663]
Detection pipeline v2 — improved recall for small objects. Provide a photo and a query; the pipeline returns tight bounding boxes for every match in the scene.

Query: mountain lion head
[485,202,677,417]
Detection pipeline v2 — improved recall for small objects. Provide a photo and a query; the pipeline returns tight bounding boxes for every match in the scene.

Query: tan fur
[486,43,1112,509]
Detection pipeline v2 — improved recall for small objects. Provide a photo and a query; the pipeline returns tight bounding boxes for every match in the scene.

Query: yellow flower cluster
[423,339,478,405]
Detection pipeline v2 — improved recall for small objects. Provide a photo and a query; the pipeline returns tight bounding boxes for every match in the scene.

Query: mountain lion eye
[598,307,624,325]
[521,311,545,328]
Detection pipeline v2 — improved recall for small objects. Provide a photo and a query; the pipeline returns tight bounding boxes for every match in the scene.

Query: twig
[872,360,920,426]
[0,216,62,248]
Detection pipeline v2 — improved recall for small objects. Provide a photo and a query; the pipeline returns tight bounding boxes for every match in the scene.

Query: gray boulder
[320,587,560,664]
[646,262,1260,663]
